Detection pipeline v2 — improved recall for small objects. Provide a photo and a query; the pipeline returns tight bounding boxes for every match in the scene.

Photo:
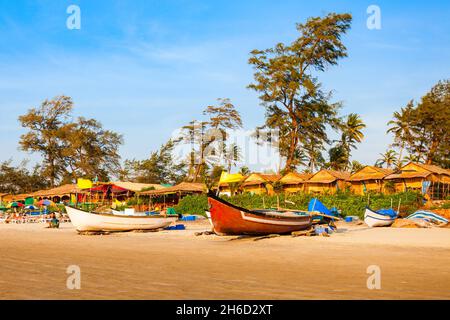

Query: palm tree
[387,102,414,165]
[239,166,250,176]
[339,113,366,169]
[375,150,398,168]
[224,143,242,173]
[403,153,420,163]
[350,160,364,173]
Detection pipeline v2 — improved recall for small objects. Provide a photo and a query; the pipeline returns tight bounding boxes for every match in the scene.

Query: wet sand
[1,221,450,299]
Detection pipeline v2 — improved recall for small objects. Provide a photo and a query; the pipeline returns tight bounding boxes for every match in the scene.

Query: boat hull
[65,206,177,232]
[364,207,396,227]
[207,195,312,235]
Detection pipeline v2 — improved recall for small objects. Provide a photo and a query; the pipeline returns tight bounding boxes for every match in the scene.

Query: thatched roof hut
[306,170,350,194]
[279,172,312,193]
[33,184,82,197]
[2,193,33,202]
[240,173,282,195]
[348,166,393,195]
[384,162,450,198]
[140,182,206,196]
[111,181,166,192]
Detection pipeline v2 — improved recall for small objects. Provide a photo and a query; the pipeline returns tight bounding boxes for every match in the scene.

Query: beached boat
[308,198,339,223]
[65,206,177,232]
[406,210,448,224]
[207,193,312,235]
[364,207,397,227]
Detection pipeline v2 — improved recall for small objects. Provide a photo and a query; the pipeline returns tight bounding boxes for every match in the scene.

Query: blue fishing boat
[308,198,339,223]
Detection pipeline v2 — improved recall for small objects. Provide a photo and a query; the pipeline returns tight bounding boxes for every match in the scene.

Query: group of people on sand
[0,210,61,228]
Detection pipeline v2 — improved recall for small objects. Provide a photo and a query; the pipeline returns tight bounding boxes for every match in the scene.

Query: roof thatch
[413,163,450,175]
[384,162,450,180]
[307,170,350,184]
[348,166,394,182]
[242,173,282,186]
[32,184,84,197]
[2,193,32,202]
[111,181,166,192]
[140,182,206,196]
[279,172,312,184]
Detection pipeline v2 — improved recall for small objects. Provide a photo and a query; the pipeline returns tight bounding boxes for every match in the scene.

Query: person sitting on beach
[47,213,60,229]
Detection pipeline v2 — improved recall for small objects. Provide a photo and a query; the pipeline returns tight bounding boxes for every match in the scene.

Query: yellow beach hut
[279,172,312,193]
[383,162,450,199]
[241,173,282,195]
[306,170,350,194]
[348,166,393,195]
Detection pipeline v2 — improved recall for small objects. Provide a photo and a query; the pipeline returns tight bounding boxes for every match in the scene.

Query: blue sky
[0,0,449,171]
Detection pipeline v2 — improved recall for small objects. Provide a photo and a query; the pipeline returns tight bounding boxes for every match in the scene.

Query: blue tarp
[376,208,398,218]
[308,198,338,216]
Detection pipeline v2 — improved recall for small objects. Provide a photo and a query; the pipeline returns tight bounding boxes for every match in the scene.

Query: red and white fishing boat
[207,193,312,235]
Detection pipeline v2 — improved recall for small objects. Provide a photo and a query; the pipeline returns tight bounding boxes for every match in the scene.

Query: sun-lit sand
[1,221,450,299]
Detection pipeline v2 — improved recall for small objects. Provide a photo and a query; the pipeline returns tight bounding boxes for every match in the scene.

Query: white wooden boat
[65,206,177,232]
[364,207,397,227]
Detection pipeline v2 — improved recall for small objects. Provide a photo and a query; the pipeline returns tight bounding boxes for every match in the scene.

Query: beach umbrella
[37,199,53,206]
[25,205,38,210]
[7,202,24,208]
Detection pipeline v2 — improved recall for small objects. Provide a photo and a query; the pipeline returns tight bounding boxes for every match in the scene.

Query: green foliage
[0,159,50,194]
[248,13,353,171]
[440,202,450,209]
[122,140,186,184]
[376,149,399,168]
[18,95,123,185]
[387,79,450,168]
[174,194,208,216]
[178,98,243,182]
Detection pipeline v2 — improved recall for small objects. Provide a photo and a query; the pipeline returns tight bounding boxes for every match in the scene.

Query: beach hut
[241,173,282,195]
[111,181,166,192]
[306,170,350,194]
[383,162,450,199]
[2,193,32,203]
[348,166,393,195]
[140,182,206,209]
[140,182,206,197]
[32,184,84,203]
[279,172,312,193]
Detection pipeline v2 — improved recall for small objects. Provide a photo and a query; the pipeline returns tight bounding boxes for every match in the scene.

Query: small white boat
[364,207,397,227]
[65,206,177,232]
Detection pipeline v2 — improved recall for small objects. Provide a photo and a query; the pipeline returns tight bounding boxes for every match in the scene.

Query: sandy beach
[1,221,450,300]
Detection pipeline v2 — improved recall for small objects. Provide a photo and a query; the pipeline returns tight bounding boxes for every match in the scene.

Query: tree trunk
[397,142,404,167]
[285,129,299,172]
[426,138,439,165]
